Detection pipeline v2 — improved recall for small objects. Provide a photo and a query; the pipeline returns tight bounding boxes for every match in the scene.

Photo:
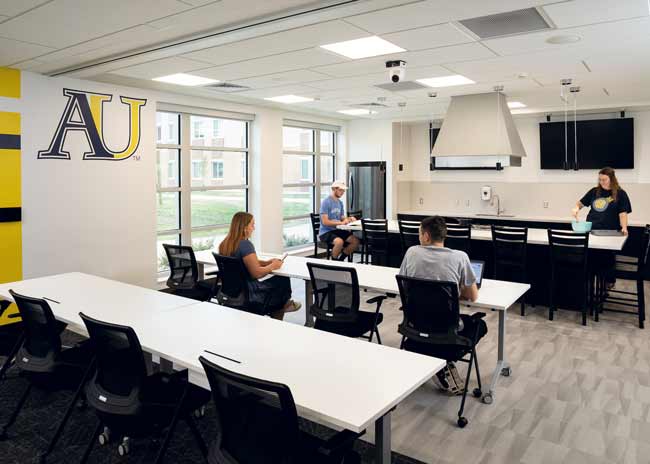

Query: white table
[339,220,628,251]
[194,252,530,405]
[0,272,443,464]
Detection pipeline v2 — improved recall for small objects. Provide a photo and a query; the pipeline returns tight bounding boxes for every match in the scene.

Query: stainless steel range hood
[432,92,526,168]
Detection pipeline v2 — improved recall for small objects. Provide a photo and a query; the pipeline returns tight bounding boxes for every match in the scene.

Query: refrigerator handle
[348,172,354,210]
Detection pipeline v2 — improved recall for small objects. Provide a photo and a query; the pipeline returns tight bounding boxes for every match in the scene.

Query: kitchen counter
[398,210,649,227]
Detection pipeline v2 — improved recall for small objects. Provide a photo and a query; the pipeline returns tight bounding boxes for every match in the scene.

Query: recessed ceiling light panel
[337,109,377,116]
[152,73,218,86]
[320,36,405,59]
[546,35,581,44]
[416,75,475,88]
[264,95,314,104]
[507,101,526,108]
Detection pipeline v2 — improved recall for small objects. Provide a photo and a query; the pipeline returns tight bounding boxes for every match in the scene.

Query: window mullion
[180,113,192,246]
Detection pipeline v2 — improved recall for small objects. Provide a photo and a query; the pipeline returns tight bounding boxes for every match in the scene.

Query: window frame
[282,126,337,249]
[156,111,250,272]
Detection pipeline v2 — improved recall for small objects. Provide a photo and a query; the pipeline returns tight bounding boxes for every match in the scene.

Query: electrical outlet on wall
[543,201,549,209]
[465,199,470,207]
[419,197,424,205]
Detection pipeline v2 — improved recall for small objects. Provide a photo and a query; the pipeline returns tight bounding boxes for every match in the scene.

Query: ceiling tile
[183,20,368,66]
[402,42,496,66]
[382,23,475,51]
[231,69,331,89]
[344,0,544,35]
[0,0,49,17]
[193,48,345,81]
[110,56,212,80]
[482,16,650,56]
[235,84,320,99]
[0,0,192,48]
[542,0,649,29]
[0,15,8,22]
[306,73,387,91]
[0,37,54,66]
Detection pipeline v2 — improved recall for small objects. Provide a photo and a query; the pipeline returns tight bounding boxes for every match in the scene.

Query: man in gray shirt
[399,216,486,394]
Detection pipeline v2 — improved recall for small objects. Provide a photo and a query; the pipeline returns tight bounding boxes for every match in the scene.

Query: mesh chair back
[9,290,61,370]
[395,275,466,345]
[80,313,147,406]
[307,263,360,323]
[348,210,363,220]
[398,218,421,253]
[492,226,528,280]
[199,355,300,464]
[163,244,199,289]
[445,223,471,255]
[362,218,389,265]
[213,253,250,308]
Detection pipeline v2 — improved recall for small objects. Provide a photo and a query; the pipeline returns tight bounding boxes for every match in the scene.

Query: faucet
[491,194,505,216]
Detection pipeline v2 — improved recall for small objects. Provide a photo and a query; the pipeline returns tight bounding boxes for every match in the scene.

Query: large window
[156,111,249,272]
[282,126,336,249]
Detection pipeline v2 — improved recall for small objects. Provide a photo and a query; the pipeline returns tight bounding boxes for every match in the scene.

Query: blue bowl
[571,220,592,233]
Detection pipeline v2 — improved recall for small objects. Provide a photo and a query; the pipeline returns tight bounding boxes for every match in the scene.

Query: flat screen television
[539,118,634,169]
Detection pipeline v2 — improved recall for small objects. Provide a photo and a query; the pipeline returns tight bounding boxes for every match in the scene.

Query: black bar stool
[309,213,333,259]
[398,218,421,254]
[548,229,591,325]
[491,225,528,316]
[361,219,389,266]
[446,223,472,256]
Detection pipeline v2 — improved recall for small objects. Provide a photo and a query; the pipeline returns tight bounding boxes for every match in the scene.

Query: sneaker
[284,300,302,313]
[447,362,466,395]
[434,364,464,396]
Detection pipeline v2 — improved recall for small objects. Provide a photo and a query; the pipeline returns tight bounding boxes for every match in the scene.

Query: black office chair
[309,213,333,259]
[599,224,650,328]
[446,223,472,256]
[78,313,209,463]
[213,253,272,316]
[307,262,386,343]
[397,218,421,254]
[161,244,218,301]
[492,225,529,316]
[361,218,389,266]
[1,291,95,463]
[198,355,362,464]
[395,275,486,428]
[547,230,591,325]
[0,301,24,386]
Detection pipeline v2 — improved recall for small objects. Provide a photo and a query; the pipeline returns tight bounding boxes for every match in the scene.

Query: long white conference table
[340,220,628,251]
[195,251,531,405]
[0,272,444,464]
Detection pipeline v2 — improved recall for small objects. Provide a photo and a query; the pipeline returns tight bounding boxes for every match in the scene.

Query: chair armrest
[366,295,387,305]
[470,312,486,320]
[205,270,219,276]
[317,430,365,457]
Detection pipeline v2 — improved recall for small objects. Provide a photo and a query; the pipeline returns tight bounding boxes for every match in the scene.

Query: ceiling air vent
[356,102,388,108]
[203,82,250,93]
[459,8,551,39]
[375,81,427,92]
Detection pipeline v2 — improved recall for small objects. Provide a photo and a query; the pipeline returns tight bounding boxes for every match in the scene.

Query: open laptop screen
[470,260,485,288]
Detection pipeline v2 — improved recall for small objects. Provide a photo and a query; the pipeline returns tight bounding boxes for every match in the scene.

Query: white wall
[393,112,650,221]
[4,71,347,288]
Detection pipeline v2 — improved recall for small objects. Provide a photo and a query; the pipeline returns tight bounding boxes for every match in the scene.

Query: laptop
[591,230,624,236]
[470,260,485,288]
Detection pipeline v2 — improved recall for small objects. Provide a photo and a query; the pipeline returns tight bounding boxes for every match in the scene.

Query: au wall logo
[38,88,147,161]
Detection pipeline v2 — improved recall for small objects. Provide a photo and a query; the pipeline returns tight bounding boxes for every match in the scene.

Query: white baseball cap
[331,180,348,190]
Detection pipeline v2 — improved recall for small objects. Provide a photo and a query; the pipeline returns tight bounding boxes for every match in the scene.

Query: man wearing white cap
[319,180,360,261]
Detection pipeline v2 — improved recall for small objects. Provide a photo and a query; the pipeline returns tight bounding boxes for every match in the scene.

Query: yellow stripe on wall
[0,111,20,135]
[0,67,21,99]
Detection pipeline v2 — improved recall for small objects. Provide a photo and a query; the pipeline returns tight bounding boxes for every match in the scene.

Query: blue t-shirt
[234,239,256,260]
[319,196,345,236]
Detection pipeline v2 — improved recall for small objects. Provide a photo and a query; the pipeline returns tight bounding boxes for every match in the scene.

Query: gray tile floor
[285,278,650,464]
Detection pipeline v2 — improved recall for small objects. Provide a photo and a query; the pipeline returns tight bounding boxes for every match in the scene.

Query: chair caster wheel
[194,405,206,418]
[98,427,111,445]
[482,393,494,405]
[501,367,512,377]
[118,441,130,456]
[473,388,482,398]
[457,417,468,428]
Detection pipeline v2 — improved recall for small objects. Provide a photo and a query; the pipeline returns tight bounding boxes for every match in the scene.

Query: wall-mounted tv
[539,117,634,170]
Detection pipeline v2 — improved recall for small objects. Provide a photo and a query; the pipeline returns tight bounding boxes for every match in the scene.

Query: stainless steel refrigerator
[347,161,386,219]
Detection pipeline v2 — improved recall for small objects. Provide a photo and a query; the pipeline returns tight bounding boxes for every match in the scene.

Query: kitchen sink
[475,213,516,218]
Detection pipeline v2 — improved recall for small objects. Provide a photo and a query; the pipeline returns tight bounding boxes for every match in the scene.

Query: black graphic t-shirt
[580,187,632,230]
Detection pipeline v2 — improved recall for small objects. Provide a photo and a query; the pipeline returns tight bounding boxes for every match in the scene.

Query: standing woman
[572,167,632,234]
[219,212,301,320]
[572,167,632,288]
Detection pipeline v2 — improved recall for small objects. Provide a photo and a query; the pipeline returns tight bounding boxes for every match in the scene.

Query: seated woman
[218,212,301,320]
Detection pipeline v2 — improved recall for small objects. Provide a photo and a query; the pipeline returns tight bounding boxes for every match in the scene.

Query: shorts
[319,229,353,245]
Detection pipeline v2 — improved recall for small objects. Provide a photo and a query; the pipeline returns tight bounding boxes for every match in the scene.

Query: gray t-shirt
[399,245,476,288]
